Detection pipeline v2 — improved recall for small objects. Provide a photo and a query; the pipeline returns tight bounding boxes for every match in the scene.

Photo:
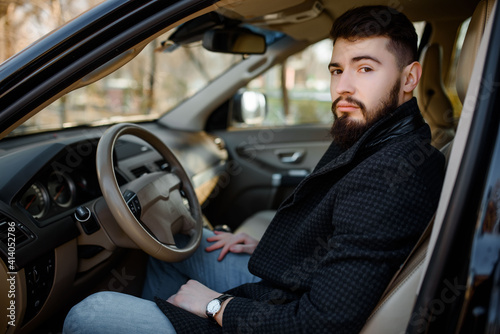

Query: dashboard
[0,122,227,331]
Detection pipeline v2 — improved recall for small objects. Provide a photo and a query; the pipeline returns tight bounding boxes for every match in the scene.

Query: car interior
[0,0,498,332]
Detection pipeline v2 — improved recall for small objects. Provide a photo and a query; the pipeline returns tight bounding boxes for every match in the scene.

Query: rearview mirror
[203,28,266,55]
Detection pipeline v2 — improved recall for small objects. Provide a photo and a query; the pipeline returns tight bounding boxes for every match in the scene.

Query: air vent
[131,165,150,178]
[0,214,34,247]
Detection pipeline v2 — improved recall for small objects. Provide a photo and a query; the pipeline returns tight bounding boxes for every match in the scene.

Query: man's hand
[167,280,220,318]
[205,231,258,261]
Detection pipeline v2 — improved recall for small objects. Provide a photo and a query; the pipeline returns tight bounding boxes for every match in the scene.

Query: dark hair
[330,6,418,69]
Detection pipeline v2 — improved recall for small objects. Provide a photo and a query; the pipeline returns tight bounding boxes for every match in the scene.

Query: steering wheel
[96,123,202,262]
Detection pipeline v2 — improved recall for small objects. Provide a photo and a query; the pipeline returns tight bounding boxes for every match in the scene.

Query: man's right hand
[205,231,258,261]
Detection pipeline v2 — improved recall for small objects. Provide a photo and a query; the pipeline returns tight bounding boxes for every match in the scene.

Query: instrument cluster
[17,152,102,222]
[14,138,138,222]
[19,171,93,220]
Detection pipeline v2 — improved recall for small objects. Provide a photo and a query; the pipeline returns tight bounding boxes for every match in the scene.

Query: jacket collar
[314,97,426,174]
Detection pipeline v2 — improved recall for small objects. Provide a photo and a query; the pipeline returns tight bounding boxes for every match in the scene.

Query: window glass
[232,39,333,128]
[446,18,471,118]
[11,34,242,136]
[413,21,427,46]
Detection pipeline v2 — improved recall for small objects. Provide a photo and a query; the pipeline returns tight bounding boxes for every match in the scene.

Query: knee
[63,292,116,333]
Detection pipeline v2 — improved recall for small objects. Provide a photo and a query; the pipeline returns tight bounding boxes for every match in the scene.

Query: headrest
[417,43,454,129]
[456,0,495,103]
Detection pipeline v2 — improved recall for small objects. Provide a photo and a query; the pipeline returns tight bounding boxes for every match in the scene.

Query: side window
[446,17,471,118]
[231,39,333,128]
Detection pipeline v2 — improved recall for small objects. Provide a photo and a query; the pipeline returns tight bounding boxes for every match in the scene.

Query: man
[64,5,445,334]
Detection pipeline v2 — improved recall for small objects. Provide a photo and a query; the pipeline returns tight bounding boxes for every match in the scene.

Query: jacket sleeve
[222,147,444,334]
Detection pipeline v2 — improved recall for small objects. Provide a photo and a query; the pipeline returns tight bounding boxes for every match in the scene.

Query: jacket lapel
[278,98,424,209]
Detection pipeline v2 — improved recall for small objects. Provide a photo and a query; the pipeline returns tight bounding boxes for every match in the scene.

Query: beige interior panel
[1,261,26,333]
[18,240,77,333]
[219,0,306,19]
[270,13,333,42]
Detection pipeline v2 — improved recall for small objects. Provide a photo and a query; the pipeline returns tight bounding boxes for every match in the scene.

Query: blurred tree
[0,0,99,62]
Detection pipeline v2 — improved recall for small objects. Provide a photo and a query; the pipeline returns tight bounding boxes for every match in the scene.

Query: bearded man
[64,5,445,334]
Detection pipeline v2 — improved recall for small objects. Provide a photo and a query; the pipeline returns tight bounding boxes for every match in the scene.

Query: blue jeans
[63,229,260,334]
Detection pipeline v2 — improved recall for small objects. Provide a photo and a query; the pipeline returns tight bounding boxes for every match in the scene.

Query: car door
[204,40,334,230]
[407,1,500,332]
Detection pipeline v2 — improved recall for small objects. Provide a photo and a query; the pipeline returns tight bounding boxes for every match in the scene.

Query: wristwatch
[206,294,233,321]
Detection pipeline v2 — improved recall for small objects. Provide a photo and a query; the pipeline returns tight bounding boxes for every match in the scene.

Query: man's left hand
[167,279,220,318]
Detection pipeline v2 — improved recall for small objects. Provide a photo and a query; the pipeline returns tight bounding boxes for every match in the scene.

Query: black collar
[315,98,427,173]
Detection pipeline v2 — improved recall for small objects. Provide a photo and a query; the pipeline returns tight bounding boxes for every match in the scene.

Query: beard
[330,78,401,150]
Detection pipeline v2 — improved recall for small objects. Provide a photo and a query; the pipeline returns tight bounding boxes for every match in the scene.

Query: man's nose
[335,71,355,95]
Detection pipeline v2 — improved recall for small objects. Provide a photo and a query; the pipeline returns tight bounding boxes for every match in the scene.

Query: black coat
[156,98,445,333]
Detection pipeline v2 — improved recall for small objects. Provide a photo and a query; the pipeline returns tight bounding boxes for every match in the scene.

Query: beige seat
[417,43,455,149]
[235,210,275,240]
[456,0,496,105]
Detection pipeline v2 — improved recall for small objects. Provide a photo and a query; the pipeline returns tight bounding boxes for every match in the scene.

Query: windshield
[10,31,243,136]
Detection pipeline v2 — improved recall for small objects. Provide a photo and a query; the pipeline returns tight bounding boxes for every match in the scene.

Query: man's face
[328,36,404,148]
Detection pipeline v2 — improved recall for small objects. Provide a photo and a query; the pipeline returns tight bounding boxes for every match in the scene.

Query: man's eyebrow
[351,55,382,64]
[328,62,340,70]
[328,56,382,70]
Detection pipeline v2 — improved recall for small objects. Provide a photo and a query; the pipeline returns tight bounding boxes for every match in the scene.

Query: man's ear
[402,61,422,93]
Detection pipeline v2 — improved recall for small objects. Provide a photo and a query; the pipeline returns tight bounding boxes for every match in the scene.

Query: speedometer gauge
[47,171,76,207]
[20,183,50,219]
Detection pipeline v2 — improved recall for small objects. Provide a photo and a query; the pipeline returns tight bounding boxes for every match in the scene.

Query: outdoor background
[0,1,465,136]
[0,0,99,61]
[0,0,335,134]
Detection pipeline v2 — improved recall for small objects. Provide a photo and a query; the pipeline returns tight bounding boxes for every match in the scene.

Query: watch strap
[217,293,233,303]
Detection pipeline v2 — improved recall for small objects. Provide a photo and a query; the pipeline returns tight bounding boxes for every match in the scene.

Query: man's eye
[331,69,342,75]
[360,67,372,73]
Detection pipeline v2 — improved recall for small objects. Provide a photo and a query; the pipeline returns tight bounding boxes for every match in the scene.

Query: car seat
[417,43,455,149]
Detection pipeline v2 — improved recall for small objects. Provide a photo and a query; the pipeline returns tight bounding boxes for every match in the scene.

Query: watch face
[206,299,221,316]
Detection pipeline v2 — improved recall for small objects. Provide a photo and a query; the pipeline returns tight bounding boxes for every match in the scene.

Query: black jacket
[156,98,445,333]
